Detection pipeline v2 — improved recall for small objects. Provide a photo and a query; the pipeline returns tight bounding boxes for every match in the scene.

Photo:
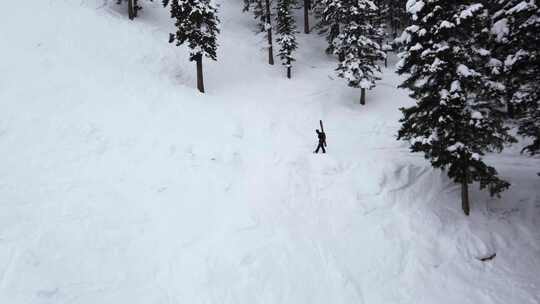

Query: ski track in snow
[1,1,539,303]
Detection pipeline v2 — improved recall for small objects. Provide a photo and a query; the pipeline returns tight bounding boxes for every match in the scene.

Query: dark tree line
[242,0,404,103]
[114,0,538,213]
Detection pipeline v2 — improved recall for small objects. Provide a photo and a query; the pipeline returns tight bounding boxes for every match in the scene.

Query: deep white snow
[1,1,539,304]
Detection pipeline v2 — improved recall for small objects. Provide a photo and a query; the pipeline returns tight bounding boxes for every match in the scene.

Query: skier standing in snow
[314,120,327,154]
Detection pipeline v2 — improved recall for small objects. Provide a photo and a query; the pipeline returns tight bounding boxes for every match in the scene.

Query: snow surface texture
[1,1,539,303]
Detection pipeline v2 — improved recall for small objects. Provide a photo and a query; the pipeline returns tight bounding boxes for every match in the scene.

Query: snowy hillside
[1,1,539,303]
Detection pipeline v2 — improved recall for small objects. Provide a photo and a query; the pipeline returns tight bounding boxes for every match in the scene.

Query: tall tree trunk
[196,55,205,93]
[304,0,310,34]
[360,88,366,105]
[460,158,471,216]
[331,23,345,61]
[128,0,135,20]
[330,23,340,56]
[287,59,291,79]
[390,7,395,36]
[133,0,138,18]
[461,181,470,216]
[265,0,274,65]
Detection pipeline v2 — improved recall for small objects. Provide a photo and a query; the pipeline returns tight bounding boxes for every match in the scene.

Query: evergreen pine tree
[334,0,385,105]
[314,0,346,55]
[372,0,391,67]
[387,0,407,37]
[491,0,540,157]
[372,0,390,39]
[397,1,515,215]
[163,0,220,93]
[276,0,299,78]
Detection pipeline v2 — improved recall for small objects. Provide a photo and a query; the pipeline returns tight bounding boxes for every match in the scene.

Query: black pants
[315,142,326,153]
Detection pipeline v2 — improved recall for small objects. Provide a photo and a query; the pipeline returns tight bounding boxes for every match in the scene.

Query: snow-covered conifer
[334,0,385,105]
[372,0,390,40]
[492,0,540,157]
[276,0,299,78]
[387,0,407,37]
[314,0,346,55]
[163,0,220,93]
[397,1,515,215]
[372,0,391,64]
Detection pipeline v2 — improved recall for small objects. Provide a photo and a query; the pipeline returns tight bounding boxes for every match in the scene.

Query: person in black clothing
[314,129,327,153]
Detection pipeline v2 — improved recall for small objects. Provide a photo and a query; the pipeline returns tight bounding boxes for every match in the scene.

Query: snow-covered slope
[1,1,539,303]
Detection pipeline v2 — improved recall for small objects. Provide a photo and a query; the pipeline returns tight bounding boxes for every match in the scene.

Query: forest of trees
[117,0,539,216]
